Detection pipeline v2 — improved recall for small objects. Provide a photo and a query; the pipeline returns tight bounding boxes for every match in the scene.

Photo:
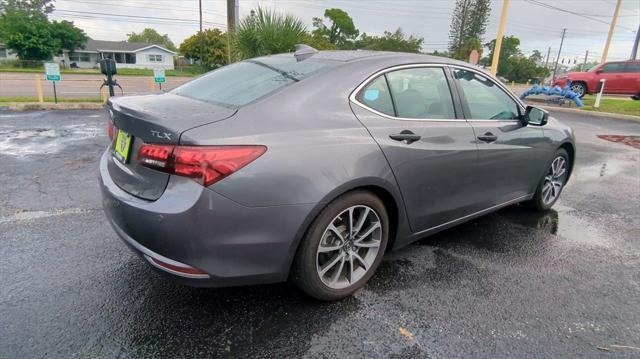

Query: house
[0,43,19,60]
[57,39,176,70]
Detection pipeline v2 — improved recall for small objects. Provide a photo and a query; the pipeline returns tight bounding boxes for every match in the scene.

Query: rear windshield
[172,56,332,107]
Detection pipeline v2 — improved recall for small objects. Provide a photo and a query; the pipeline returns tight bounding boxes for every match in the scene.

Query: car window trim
[350,63,464,122]
[350,63,525,122]
[447,64,525,122]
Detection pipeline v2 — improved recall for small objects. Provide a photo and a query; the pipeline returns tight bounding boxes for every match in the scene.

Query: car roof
[267,50,467,66]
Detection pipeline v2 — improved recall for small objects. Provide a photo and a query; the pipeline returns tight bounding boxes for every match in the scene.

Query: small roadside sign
[153,68,166,83]
[44,63,60,81]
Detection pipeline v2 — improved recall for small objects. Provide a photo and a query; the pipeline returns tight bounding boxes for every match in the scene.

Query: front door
[449,68,548,206]
[351,66,482,233]
[597,62,627,93]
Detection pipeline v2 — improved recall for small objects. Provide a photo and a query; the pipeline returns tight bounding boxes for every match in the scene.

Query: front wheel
[570,82,587,98]
[525,148,570,211]
[292,191,389,301]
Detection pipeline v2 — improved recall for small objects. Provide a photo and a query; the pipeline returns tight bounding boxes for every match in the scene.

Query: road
[0,73,192,99]
[1,109,639,358]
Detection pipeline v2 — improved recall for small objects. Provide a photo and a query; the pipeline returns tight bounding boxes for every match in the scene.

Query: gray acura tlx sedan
[100,47,575,301]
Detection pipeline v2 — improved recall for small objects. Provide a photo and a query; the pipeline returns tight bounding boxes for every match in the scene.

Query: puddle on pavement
[0,124,101,156]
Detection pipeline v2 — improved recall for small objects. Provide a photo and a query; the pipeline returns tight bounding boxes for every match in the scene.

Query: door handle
[389,130,421,144]
[477,132,498,143]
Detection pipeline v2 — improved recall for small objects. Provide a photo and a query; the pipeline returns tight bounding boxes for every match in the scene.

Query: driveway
[0,109,639,358]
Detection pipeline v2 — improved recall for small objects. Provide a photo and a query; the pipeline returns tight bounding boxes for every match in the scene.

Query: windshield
[172,56,332,107]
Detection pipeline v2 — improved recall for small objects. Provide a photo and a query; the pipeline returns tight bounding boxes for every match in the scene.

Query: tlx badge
[150,130,172,140]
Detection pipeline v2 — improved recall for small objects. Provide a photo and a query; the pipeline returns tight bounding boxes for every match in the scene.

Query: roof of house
[77,39,176,54]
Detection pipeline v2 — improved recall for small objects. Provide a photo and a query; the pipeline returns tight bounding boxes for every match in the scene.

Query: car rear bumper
[99,149,315,287]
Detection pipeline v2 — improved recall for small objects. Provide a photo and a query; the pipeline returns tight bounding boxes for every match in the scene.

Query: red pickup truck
[553,60,640,98]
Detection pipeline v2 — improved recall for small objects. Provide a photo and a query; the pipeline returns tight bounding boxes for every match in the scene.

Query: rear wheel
[525,148,570,211]
[570,82,587,98]
[292,191,388,301]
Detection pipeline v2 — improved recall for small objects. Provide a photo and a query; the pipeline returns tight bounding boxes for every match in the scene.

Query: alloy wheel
[542,156,567,205]
[316,205,382,289]
[570,83,585,97]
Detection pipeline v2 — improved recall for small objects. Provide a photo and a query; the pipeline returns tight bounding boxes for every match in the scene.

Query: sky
[47,0,640,63]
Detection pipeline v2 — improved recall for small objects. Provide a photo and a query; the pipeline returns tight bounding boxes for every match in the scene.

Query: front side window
[356,76,394,116]
[600,63,623,73]
[173,56,332,107]
[69,53,91,62]
[386,67,456,119]
[453,69,519,120]
[148,54,163,62]
[0,47,9,58]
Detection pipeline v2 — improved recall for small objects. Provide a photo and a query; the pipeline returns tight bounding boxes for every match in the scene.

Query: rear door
[621,62,640,94]
[449,67,547,205]
[350,65,483,233]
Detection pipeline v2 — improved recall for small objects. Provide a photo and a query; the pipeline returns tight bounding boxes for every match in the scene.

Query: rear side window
[173,57,330,107]
[386,68,456,119]
[356,76,395,116]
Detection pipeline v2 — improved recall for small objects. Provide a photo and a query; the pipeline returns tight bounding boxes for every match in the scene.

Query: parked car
[100,47,575,301]
[553,60,640,98]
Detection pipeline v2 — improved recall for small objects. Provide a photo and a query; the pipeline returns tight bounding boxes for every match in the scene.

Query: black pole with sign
[52,81,58,104]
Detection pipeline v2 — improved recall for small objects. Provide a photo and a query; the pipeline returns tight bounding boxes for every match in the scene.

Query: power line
[523,0,636,31]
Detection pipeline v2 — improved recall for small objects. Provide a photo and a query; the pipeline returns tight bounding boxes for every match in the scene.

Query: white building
[57,39,176,70]
[2,39,176,70]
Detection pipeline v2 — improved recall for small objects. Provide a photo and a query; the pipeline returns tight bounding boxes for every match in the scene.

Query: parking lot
[1,109,639,358]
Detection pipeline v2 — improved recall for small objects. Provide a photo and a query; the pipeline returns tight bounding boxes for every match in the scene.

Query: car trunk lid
[106,93,237,200]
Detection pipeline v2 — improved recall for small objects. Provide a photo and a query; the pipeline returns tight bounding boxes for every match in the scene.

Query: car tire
[292,190,389,301]
[525,148,570,211]
[570,82,587,98]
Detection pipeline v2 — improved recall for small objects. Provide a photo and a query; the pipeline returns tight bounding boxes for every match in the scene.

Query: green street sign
[153,69,166,83]
[44,62,60,82]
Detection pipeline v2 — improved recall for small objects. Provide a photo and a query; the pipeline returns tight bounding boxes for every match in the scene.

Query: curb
[525,102,640,122]
[0,102,104,111]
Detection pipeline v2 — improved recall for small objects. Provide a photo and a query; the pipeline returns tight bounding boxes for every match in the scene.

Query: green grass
[580,95,640,117]
[0,67,204,77]
[0,96,103,104]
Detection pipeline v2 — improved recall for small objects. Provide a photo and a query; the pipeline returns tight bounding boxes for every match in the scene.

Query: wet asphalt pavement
[1,109,639,358]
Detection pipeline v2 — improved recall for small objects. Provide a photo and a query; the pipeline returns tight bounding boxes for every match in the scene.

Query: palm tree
[234,7,307,60]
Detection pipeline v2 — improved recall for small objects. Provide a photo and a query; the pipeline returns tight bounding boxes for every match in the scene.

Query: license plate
[113,129,133,163]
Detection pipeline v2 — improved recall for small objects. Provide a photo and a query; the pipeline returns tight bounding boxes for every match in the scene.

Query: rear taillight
[137,144,266,187]
[107,121,115,141]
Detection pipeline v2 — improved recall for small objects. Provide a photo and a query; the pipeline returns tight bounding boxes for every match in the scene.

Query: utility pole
[490,0,510,75]
[227,0,238,33]
[582,50,589,71]
[632,23,640,60]
[601,0,622,63]
[544,46,551,68]
[199,0,203,32]
[552,28,567,81]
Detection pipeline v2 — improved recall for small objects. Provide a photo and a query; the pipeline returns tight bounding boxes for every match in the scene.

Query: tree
[234,7,306,60]
[127,28,177,51]
[448,0,491,60]
[0,0,54,14]
[356,29,423,53]
[312,8,359,48]
[179,28,228,68]
[529,49,543,63]
[481,36,549,82]
[0,5,86,61]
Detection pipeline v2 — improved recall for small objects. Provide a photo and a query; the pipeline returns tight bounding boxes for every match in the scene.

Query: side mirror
[524,105,548,126]
[595,69,603,74]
